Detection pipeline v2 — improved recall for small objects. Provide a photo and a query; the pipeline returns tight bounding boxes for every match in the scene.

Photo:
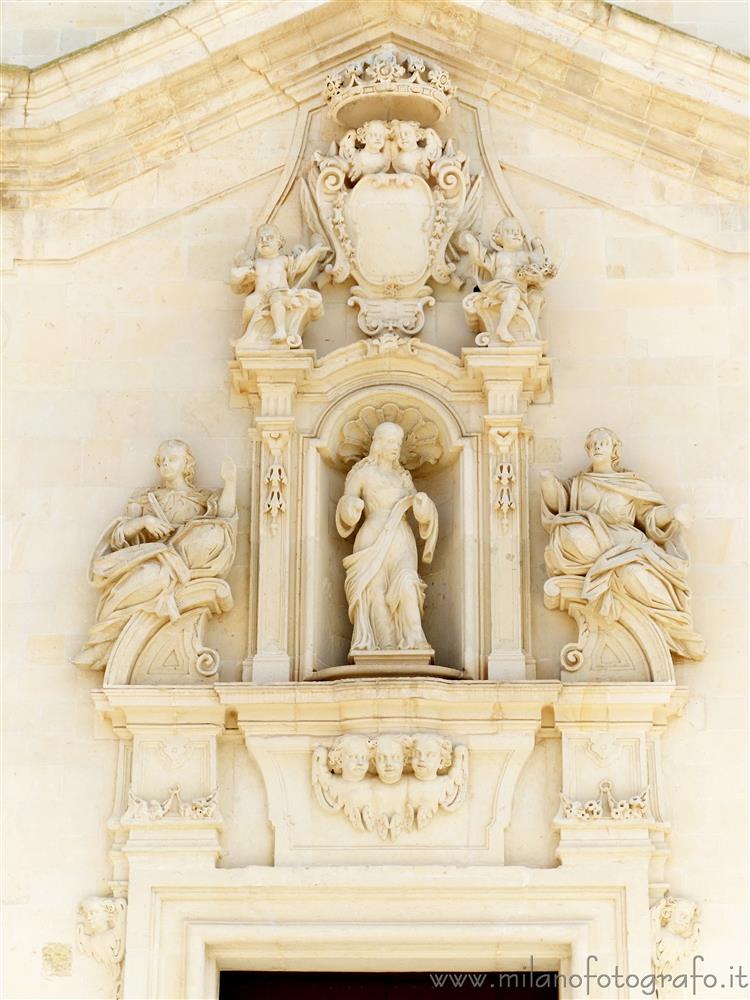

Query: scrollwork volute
[312,733,468,840]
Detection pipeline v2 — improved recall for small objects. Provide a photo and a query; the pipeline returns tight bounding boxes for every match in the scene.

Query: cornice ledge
[499,0,749,107]
[0,1,331,126]
[1,1,745,216]
[3,1,746,126]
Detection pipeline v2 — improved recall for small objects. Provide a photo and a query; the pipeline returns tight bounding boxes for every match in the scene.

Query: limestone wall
[1,2,747,998]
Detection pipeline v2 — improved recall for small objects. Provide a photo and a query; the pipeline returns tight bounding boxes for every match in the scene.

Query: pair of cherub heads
[328,732,453,785]
[338,118,443,179]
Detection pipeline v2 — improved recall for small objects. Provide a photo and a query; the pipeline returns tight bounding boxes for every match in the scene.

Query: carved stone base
[544,575,673,683]
[234,289,323,353]
[314,649,462,680]
[349,294,434,337]
[103,578,233,686]
[463,292,537,346]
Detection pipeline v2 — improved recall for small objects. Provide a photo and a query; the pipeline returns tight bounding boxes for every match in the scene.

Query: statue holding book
[73,439,238,684]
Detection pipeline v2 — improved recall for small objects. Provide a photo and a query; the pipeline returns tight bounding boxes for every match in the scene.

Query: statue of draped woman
[335,422,438,659]
[541,427,704,675]
[73,439,238,683]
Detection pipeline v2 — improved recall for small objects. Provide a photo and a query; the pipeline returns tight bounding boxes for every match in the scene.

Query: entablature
[92,679,687,731]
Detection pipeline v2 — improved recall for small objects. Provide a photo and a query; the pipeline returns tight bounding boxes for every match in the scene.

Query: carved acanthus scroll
[491,430,517,530]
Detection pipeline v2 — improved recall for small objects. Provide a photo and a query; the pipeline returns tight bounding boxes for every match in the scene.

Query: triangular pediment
[1,0,746,264]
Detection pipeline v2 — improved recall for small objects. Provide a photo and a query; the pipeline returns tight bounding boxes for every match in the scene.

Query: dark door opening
[219,971,559,999]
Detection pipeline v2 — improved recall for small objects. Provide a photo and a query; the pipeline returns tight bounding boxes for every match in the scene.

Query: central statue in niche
[335,422,438,666]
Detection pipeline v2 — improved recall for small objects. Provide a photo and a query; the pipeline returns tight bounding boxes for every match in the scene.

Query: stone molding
[1,0,747,213]
[89,679,689,997]
[126,869,637,999]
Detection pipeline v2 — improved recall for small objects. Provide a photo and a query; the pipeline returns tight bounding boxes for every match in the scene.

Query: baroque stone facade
[2,2,747,999]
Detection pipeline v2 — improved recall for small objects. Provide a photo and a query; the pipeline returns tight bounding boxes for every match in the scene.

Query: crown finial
[324,46,456,127]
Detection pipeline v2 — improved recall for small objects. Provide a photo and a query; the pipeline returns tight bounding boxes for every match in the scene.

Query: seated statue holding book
[73,439,238,682]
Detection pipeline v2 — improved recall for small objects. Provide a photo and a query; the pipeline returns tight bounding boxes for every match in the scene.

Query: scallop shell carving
[339,404,442,471]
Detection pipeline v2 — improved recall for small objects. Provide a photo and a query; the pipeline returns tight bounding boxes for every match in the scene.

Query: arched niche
[295,382,479,680]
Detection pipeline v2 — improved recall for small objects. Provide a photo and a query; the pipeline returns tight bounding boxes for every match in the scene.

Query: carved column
[252,418,293,682]
[464,349,546,680]
[231,352,315,683]
[93,690,225,1000]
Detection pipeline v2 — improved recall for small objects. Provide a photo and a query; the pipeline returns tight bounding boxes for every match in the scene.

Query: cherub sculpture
[460,216,557,344]
[407,734,468,830]
[338,119,391,180]
[651,892,701,993]
[389,120,443,177]
[230,222,330,349]
[312,734,375,833]
[77,896,127,999]
[312,732,469,841]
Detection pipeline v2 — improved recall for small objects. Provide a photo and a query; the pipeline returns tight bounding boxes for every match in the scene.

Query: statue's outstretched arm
[458,231,491,273]
[229,255,256,294]
[539,470,568,515]
[218,456,237,518]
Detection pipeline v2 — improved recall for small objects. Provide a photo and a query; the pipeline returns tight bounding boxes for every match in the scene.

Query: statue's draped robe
[77,487,237,667]
[337,489,438,652]
[542,470,703,660]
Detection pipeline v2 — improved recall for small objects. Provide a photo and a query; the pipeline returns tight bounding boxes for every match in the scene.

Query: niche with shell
[296,389,479,680]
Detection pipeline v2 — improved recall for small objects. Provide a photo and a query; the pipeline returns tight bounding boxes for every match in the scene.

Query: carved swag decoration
[312,733,468,840]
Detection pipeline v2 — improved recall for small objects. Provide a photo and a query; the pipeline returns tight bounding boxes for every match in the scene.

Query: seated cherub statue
[460,216,557,345]
[230,223,330,349]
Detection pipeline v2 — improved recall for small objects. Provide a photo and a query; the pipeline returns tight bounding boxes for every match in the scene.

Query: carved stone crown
[324,45,456,126]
